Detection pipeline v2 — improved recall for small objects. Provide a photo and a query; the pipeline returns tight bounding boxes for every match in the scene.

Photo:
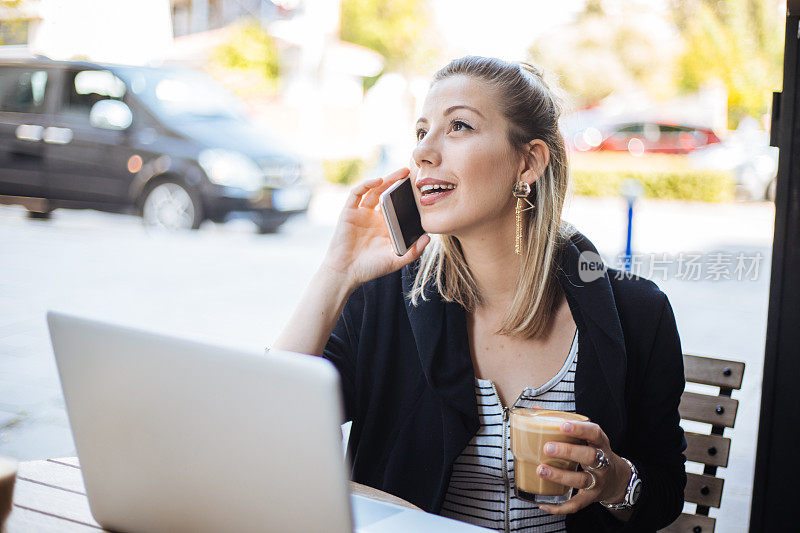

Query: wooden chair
[659,354,745,533]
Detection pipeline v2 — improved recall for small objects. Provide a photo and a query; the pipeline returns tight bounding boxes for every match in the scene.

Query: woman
[273,56,686,532]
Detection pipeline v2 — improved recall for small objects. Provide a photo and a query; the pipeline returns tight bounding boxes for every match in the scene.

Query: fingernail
[539,466,550,477]
[562,422,573,432]
[545,443,556,454]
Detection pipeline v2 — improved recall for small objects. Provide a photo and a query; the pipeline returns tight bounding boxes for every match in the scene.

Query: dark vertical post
[624,201,633,271]
[620,178,642,272]
[750,1,800,531]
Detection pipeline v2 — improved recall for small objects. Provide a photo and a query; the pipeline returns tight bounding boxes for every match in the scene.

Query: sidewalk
[0,188,774,532]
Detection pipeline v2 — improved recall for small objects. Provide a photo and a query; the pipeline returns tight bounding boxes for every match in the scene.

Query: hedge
[323,158,367,186]
[322,161,735,202]
[571,169,735,202]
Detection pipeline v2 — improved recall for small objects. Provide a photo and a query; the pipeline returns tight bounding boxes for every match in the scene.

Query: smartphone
[379,177,426,256]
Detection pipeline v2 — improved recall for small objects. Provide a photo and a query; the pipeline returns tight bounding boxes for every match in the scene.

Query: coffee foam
[510,409,588,432]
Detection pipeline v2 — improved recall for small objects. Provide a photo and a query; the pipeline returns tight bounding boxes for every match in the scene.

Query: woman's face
[411,75,521,237]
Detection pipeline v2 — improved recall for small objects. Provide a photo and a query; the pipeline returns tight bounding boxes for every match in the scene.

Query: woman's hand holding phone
[272,167,428,357]
[321,167,430,290]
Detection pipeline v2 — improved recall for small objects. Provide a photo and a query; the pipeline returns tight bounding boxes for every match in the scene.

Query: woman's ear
[519,139,550,186]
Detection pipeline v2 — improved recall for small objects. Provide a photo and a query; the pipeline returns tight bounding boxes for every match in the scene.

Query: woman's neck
[456,214,521,312]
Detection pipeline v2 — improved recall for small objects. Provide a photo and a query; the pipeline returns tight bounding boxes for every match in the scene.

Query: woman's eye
[416,121,470,141]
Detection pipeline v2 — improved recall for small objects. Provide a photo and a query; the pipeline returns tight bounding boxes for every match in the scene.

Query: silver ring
[584,470,597,490]
[586,448,610,471]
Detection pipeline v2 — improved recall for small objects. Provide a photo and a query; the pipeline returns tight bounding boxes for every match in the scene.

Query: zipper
[490,381,511,533]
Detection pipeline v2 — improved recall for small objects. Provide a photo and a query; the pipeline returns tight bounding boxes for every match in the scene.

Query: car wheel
[26,210,52,220]
[142,181,203,230]
[734,185,755,202]
[256,221,282,234]
[765,176,777,202]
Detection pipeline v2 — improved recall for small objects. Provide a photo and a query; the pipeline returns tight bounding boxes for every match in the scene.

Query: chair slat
[685,473,724,508]
[679,392,738,427]
[668,355,745,531]
[683,354,744,389]
[684,432,731,468]
[658,512,716,533]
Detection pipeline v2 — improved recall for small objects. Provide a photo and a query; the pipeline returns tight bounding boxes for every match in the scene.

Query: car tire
[734,185,755,202]
[256,221,282,234]
[765,176,777,202]
[26,210,52,220]
[141,180,203,230]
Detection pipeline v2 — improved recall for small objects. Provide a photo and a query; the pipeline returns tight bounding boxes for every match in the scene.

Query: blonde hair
[408,56,575,339]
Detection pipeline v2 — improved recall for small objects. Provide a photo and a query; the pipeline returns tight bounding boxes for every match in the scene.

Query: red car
[594,122,721,154]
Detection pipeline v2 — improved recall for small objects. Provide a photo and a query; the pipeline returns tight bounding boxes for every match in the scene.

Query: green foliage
[582,0,605,17]
[0,1,28,46]
[324,158,367,185]
[528,3,676,107]
[340,0,435,73]
[572,169,735,202]
[362,71,384,93]
[672,0,784,127]
[212,20,280,92]
[529,0,784,125]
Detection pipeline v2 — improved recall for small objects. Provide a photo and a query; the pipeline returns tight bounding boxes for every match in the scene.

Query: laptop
[47,311,488,533]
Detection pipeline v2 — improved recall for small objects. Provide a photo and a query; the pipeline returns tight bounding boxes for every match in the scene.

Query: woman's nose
[412,136,442,168]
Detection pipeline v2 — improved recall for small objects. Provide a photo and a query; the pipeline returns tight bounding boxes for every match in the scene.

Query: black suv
[0,58,312,232]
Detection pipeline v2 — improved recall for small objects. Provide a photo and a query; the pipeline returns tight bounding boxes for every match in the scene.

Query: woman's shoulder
[607,267,666,302]
[561,228,669,319]
[354,260,429,299]
[354,267,406,298]
[343,266,410,317]
[606,267,670,323]
[604,267,679,365]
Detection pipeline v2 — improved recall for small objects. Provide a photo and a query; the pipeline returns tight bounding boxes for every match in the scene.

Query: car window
[58,69,126,122]
[114,66,245,121]
[659,124,692,134]
[0,67,49,113]
[643,123,660,141]
[615,123,644,134]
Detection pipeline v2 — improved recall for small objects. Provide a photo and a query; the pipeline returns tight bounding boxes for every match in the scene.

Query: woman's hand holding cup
[536,421,632,515]
[320,167,430,289]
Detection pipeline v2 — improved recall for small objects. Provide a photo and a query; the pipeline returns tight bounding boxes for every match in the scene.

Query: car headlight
[199,149,263,192]
[260,160,303,188]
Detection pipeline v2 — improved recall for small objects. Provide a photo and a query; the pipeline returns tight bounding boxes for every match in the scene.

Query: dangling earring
[513,181,534,255]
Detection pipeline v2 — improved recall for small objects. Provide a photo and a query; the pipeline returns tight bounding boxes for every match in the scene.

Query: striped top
[440,329,579,533]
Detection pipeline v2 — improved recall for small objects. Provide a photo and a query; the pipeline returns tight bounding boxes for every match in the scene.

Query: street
[0,185,774,532]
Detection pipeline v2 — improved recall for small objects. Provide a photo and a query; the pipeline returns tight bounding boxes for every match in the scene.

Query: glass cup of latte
[509,408,590,504]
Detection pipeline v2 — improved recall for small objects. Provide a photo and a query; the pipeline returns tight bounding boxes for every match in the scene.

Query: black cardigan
[323,231,687,532]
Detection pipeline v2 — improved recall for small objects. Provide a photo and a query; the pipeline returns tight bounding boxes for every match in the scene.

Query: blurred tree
[340,0,436,77]
[670,0,784,127]
[0,0,28,46]
[211,19,280,96]
[528,1,676,108]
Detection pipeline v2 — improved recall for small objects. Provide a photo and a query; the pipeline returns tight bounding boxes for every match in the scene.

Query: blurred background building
[0,0,784,199]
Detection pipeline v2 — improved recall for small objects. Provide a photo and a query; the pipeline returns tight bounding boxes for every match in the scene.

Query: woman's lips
[419,188,455,206]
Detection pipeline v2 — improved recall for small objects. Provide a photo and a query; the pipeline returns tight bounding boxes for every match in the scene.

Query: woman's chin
[420,216,458,237]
